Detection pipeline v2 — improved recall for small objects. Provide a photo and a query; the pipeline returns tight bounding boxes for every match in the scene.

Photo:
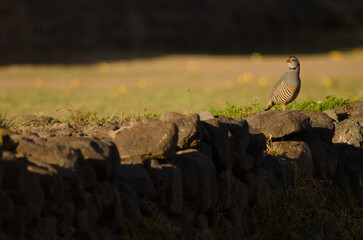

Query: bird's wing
[267,72,287,101]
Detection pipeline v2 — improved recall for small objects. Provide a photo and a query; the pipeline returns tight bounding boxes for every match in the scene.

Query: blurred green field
[0,50,362,118]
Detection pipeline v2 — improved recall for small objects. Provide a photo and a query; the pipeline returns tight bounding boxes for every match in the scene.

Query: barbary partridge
[264,56,301,111]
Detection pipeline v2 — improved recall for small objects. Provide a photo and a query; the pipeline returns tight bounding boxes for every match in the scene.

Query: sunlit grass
[0,52,362,117]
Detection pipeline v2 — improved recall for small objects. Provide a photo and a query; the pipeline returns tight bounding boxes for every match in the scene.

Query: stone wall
[0,102,362,239]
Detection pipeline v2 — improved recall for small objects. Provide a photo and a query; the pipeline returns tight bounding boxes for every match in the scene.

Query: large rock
[1,129,18,151]
[218,116,250,166]
[111,119,178,163]
[146,160,183,214]
[325,146,339,178]
[262,154,295,188]
[116,164,157,200]
[47,136,121,180]
[247,126,266,170]
[302,134,328,179]
[332,116,363,148]
[1,151,28,196]
[26,216,57,240]
[324,102,363,123]
[268,141,314,176]
[202,118,231,171]
[173,149,217,214]
[0,191,14,226]
[162,112,203,149]
[246,110,311,139]
[300,111,335,143]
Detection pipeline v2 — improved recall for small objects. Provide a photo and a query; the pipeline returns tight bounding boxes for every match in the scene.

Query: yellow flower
[321,76,332,87]
[258,77,268,87]
[329,50,343,61]
[225,80,235,90]
[185,60,198,72]
[251,52,263,63]
[238,72,253,85]
[99,62,111,72]
[34,78,44,88]
[118,85,128,95]
[137,79,147,89]
[71,77,80,88]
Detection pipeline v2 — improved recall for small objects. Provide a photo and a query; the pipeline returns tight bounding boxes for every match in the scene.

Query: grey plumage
[264,56,301,111]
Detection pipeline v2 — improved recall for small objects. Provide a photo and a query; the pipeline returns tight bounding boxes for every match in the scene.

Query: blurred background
[0,0,362,117]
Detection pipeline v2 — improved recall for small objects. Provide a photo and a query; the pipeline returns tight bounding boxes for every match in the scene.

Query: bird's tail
[264,100,273,111]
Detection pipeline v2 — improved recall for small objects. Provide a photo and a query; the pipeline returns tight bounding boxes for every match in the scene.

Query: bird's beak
[286,59,290,63]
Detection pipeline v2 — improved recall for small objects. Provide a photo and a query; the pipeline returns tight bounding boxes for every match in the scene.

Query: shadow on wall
[0,0,362,64]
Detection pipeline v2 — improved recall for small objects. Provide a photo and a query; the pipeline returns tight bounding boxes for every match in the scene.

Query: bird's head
[287,56,300,69]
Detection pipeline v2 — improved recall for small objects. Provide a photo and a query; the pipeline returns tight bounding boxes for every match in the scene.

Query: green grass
[210,96,360,118]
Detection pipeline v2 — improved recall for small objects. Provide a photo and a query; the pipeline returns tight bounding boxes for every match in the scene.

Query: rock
[300,111,335,143]
[302,134,328,179]
[1,129,18,151]
[181,204,196,226]
[47,137,120,180]
[98,187,124,230]
[1,151,28,195]
[218,170,248,209]
[115,182,140,223]
[162,112,203,149]
[323,109,348,122]
[51,122,72,130]
[229,175,248,209]
[202,118,231,171]
[239,153,254,171]
[194,214,209,230]
[336,101,363,119]
[74,191,98,231]
[218,116,250,166]
[173,149,217,213]
[199,111,215,121]
[254,167,271,199]
[334,144,363,198]
[332,116,363,148]
[146,160,183,214]
[17,138,86,193]
[5,205,27,239]
[225,208,246,236]
[217,171,232,209]
[57,196,76,236]
[236,170,255,202]
[117,164,157,200]
[27,164,66,203]
[262,154,295,188]
[174,150,198,200]
[268,141,314,176]
[247,126,266,170]
[325,146,339,178]
[246,110,311,139]
[0,191,14,226]
[20,175,45,225]
[111,119,178,163]
[332,161,351,196]
[26,216,57,240]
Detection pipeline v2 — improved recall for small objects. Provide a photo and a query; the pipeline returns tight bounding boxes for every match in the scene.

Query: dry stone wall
[0,102,362,239]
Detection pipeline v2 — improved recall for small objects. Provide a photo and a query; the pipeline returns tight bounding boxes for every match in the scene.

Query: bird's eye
[291,59,295,62]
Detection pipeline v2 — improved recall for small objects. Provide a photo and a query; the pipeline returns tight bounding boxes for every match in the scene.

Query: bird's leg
[281,105,286,111]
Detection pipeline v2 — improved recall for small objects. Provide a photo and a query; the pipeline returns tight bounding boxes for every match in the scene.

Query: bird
[264,56,301,111]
